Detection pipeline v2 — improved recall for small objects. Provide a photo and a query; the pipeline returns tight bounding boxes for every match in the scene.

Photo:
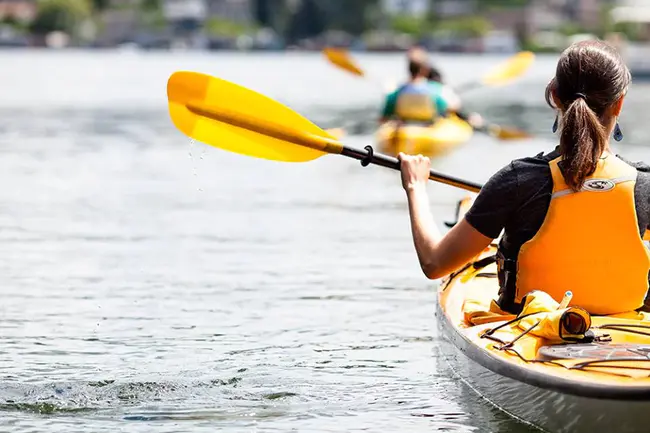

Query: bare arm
[379,91,397,124]
[405,184,492,279]
[441,85,462,112]
[399,153,494,279]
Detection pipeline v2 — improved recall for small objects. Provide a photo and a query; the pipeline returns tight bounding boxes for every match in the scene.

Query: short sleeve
[617,154,650,232]
[440,85,460,112]
[426,82,448,114]
[434,93,448,114]
[381,91,397,118]
[464,162,520,238]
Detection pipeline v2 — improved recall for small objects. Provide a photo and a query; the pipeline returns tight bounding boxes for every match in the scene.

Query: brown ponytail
[558,97,607,190]
[545,40,631,191]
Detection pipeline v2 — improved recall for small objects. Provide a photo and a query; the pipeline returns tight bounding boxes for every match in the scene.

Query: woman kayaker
[398,39,650,316]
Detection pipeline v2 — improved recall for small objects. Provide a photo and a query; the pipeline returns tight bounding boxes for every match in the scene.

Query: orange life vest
[515,153,650,315]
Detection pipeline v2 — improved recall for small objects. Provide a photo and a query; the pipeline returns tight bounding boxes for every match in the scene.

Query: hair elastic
[574,92,587,100]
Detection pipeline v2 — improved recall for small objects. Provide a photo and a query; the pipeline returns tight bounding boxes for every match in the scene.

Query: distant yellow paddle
[167,71,482,193]
[459,116,532,141]
[322,47,396,92]
[322,47,365,77]
[455,51,536,93]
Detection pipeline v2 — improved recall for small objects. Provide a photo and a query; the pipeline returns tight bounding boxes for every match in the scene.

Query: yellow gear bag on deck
[516,290,592,343]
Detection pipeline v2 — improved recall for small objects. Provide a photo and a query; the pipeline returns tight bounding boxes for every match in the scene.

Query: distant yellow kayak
[375,115,474,157]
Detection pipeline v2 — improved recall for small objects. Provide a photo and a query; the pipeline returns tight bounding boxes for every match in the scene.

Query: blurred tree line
[25,0,382,43]
[13,0,640,47]
[253,0,503,42]
[26,0,164,40]
[18,0,550,42]
[254,0,381,41]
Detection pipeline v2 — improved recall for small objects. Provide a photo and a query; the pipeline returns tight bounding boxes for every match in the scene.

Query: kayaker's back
[516,154,650,315]
[394,82,437,122]
[464,148,650,316]
[380,49,450,124]
[382,81,448,124]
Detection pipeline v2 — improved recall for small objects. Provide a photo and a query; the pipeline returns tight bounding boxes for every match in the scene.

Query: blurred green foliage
[16,0,627,50]
[477,0,529,11]
[435,16,493,37]
[205,17,257,37]
[29,0,91,36]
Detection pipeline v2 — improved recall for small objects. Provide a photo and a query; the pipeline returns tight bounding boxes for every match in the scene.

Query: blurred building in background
[609,0,650,78]
[207,0,252,23]
[0,0,36,21]
[0,0,36,46]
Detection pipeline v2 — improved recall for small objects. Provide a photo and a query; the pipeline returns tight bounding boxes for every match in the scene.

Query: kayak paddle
[323,48,535,94]
[477,123,531,140]
[167,71,482,193]
[322,47,396,92]
[322,47,365,78]
[454,51,536,93]
[452,112,531,140]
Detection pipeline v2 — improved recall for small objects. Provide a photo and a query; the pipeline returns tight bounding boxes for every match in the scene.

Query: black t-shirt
[465,147,650,262]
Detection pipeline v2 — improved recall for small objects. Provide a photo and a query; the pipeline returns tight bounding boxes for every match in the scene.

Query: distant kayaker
[379,50,449,124]
[398,39,650,316]
[426,65,484,129]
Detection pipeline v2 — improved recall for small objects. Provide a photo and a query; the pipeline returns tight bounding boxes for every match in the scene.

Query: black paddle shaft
[340,145,483,193]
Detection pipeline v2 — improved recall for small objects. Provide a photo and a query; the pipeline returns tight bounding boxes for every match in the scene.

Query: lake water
[1,49,649,433]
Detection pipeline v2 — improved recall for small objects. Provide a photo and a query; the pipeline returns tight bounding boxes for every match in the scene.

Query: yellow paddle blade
[481,51,535,87]
[487,124,532,140]
[167,71,341,162]
[323,47,365,77]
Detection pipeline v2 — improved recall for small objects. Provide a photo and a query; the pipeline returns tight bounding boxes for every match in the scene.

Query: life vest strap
[551,174,637,199]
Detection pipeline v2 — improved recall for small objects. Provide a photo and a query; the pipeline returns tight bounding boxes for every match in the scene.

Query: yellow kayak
[375,115,474,157]
[438,196,650,433]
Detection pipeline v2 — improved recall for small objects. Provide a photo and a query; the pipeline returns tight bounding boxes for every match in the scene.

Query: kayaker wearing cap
[379,49,448,124]
[398,39,650,316]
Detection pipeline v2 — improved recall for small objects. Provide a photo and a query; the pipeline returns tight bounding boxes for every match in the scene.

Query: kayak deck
[439,198,650,400]
[376,115,473,157]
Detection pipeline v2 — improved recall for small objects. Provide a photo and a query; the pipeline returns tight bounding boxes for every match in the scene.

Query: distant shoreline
[0,44,561,54]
